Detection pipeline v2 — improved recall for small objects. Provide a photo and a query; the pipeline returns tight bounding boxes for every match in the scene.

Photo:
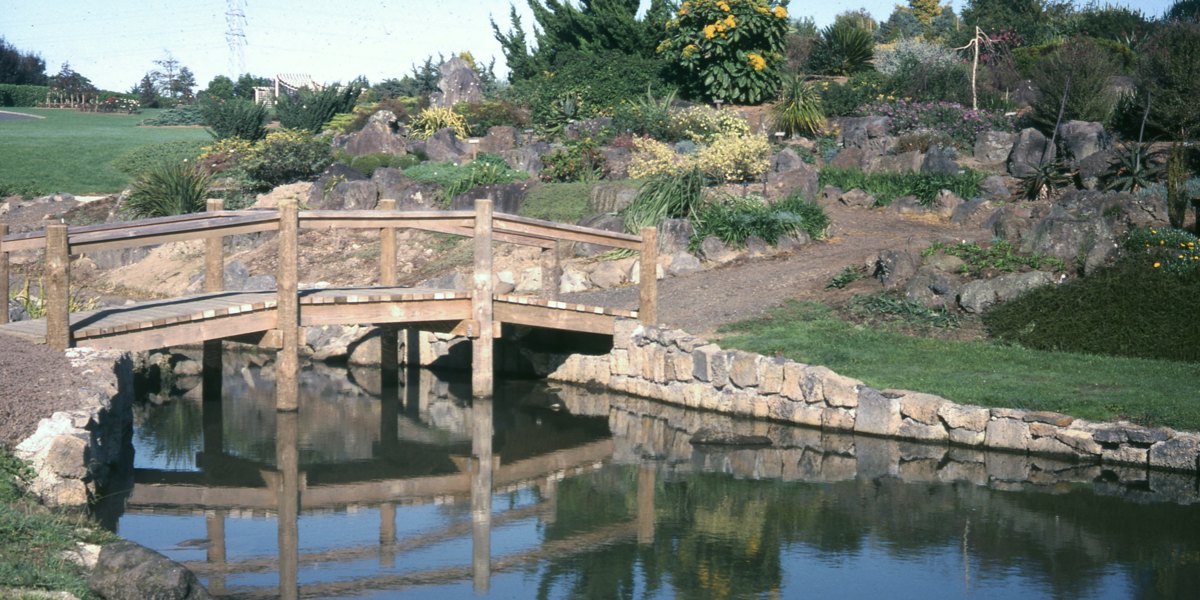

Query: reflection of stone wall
[548,319,1200,474]
[605,396,1200,506]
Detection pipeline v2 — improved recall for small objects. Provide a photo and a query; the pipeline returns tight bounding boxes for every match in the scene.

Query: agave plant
[1104,140,1164,192]
[772,77,826,137]
[123,160,212,218]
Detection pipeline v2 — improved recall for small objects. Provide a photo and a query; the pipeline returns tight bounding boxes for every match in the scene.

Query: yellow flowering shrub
[660,0,789,104]
[629,137,694,179]
[670,105,751,144]
[695,132,771,182]
[409,106,469,140]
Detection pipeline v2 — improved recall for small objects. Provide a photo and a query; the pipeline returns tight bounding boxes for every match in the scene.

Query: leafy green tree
[659,0,792,104]
[174,66,197,101]
[233,73,271,100]
[1166,0,1200,21]
[49,62,95,97]
[1029,36,1123,132]
[908,0,945,24]
[1136,21,1200,140]
[960,0,1074,46]
[0,37,47,85]
[202,75,235,100]
[135,74,160,108]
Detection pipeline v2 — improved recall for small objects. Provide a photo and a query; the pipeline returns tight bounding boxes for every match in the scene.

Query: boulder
[310,179,377,210]
[430,56,483,108]
[888,195,925,215]
[658,218,694,255]
[839,116,893,156]
[979,175,1014,199]
[588,260,628,289]
[699,236,740,264]
[873,249,918,289]
[573,214,627,257]
[478,126,519,154]
[423,128,467,162]
[1008,128,1056,178]
[590,183,639,215]
[450,180,533,214]
[828,146,867,170]
[599,146,631,179]
[1057,120,1110,164]
[1077,149,1116,191]
[865,150,923,174]
[502,143,548,177]
[974,130,1017,164]
[921,146,959,175]
[905,265,963,310]
[89,541,213,600]
[765,161,819,200]
[337,110,406,156]
[771,148,807,173]
[958,271,1055,313]
[223,260,275,291]
[838,188,876,209]
[372,168,441,211]
[667,253,703,276]
[932,189,965,219]
[983,204,1036,243]
[1022,189,1132,273]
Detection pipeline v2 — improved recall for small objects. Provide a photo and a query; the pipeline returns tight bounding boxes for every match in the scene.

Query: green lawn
[0,108,210,197]
[717,301,1200,431]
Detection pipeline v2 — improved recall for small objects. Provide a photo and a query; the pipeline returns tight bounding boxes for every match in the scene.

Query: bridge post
[203,199,225,384]
[0,223,8,324]
[46,222,71,350]
[471,398,494,593]
[637,465,656,545]
[472,199,494,398]
[540,240,562,301]
[378,199,400,382]
[638,226,658,326]
[276,411,300,600]
[276,199,300,411]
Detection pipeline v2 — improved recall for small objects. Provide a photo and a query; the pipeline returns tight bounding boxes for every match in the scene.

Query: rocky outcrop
[335,110,407,156]
[957,271,1056,313]
[1008,128,1055,178]
[14,348,133,508]
[429,56,483,108]
[89,541,213,600]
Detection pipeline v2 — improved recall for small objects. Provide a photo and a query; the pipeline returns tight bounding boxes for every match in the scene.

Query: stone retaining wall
[546,319,1200,474]
[14,348,133,507]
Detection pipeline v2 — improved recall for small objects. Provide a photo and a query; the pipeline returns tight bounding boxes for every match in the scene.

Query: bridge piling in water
[203,199,225,384]
[472,199,495,398]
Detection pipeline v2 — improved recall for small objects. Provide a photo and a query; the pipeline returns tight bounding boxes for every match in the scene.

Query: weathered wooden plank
[301,299,471,326]
[0,223,8,324]
[277,200,300,411]
[639,226,658,325]
[494,303,616,335]
[45,223,71,350]
[205,199,225,293]
[493,213,641,249]
[473,199,495,397]
[76,311,277,351]
[378,199,397,287]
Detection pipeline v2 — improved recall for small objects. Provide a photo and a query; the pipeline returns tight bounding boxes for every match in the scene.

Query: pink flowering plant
[860,98,1014,151]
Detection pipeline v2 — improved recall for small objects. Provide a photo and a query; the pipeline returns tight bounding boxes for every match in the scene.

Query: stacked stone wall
[547,319,1200,474]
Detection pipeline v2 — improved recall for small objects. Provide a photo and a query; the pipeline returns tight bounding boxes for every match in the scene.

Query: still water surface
[107,358,1200,599]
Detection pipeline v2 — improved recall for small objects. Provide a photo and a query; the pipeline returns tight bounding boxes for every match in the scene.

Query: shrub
[774,191,830,239]
[540,137,606,182]
[622,168,707,231]
[139,104,205,126]
[508,49,671,130]
[669,105,751,143]
[692,193,805,247]
[1135,21,1200,141]
[874,37,959,76]
[629,136,689,179]
[344,152,420,176]
[660,0,791,104]
[1029,36,1124,133]
[1122,227,1200,274]
[123,160,211,218]
[275,83,363,133]
[197,138,254,175]
[200,98,269,141]
[815,71,889,117]
[809,19,875,75]
[112,140,209,177]
[771,77,825,136]
[519,181,598,224]
[695,132,771,182]
[983,258,1200,363]
[454,99,530,132]
[240,129,334,189]
[0,83,48,107]
[408,106,469,140]
[611,89,677,140]
[402,154,527,206]
[860,98,1014,151]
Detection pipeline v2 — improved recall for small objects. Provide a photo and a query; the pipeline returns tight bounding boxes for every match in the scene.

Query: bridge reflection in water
[109,355,1200,600]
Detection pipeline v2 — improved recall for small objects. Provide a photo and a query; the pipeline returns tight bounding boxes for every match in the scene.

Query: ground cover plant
[921,239,1065,276]
[0,108,209,196]
[518,181,601,224]
[818,167,985,206]
[402,154,527,206]
[719,300,1200,430]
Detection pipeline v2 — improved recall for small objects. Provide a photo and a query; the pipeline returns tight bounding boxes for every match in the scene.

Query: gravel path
[567,202,988,335]
[0,334,87,449]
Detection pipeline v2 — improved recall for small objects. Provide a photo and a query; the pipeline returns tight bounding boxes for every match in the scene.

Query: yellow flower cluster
[773,6,787,18]
[718,1,731,11]
[629,137,691,179]
[671,105,751,144]
[683,44,699,57]
[747,52,766,71]
[696,132,771,182]
[703,14,737,38]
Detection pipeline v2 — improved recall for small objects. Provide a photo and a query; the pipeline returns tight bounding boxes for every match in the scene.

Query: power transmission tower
[225,0,247,76]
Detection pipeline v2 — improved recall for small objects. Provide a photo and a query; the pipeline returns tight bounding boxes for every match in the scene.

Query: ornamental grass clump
[408,106,470,140]
[123,159,211,218]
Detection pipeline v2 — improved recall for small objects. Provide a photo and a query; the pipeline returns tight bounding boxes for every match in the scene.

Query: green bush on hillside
[201,98,269,141]
[983,258,1200,363]
[0,83,48,107]
[818,167,985,206]
[139,104,205,126]
[111,139,209,177]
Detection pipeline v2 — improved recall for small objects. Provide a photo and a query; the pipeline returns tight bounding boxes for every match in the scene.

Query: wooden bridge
[0,199,658,406]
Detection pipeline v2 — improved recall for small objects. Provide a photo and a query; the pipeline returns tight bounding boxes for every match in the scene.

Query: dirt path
[566,202,989,336]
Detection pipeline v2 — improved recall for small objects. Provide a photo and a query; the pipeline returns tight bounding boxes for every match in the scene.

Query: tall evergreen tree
[0,37,47,85]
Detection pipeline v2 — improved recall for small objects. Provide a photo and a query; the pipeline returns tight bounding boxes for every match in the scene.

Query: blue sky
[0,1,1180,92]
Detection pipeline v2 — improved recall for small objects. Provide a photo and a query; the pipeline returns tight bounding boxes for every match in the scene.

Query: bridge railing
[0,199,658,356]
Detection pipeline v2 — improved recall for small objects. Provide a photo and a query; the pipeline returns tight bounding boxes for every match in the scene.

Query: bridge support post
[205,511,227,595]
[540,241,562,301]
[378,198,401,384]
[276,199,300,411]
[637,465,656,545]
[472,199,494,398]
[0,223,8,325]
[638,226,658,326]
[276,411,300,600]
[471,398,494,593]
[46,222,71,350]
[203,199,225,390]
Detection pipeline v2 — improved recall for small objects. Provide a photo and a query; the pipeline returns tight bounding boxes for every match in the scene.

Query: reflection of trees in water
[535,466,1200,600]
[134,398,203,470]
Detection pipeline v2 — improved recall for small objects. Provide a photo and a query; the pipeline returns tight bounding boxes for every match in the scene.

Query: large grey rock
[828,146,867,170]
[1076,149,1116,191]
[588,260,628,289]
[450,180,533,214]
[667,253,703,276]
[958,271,1055,313]
[922,146,959,175]
[699,236,740,264]
[590,183,639,214]
[573,214,626,257]
[856,388,902,436]
[338,110,407,156]
[839,116,893,156]
[658,219,694,255]
[502,143,548,177]
[873,249,917,289]
[372,168,441,210]
[771,148,806,172]
[766,161,820,200]
[309,179,377,210]
[1008,128,1056,178]
[866,150,924,174]
[430,56,483,108]
[1057,120,1110,164]
[905,265,962,310]
[838,188,876,209]
[478,126,519,154]
[223,260,275,291]
[932,189,965,218]
[600,146,630,179]
[423,128,467,162]
[979,175,1014,199]
[89,541,213,600]
[1022,190,1131,273]
[974,130,1017,164]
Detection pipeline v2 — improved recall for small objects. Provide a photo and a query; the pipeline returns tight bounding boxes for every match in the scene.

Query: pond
[101,353,1200,599]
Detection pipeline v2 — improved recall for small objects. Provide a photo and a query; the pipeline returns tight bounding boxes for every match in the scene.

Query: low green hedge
[0,84,48,107]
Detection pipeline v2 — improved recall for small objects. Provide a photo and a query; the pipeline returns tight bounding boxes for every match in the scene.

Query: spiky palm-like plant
[772,77,826,137]
[811,21,875,76]
[123,160,211,218]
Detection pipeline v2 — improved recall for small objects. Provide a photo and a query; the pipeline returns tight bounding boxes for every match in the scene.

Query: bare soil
[0,334,88,449]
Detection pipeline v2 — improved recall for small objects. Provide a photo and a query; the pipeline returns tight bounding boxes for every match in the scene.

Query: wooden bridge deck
[0,287,636,351]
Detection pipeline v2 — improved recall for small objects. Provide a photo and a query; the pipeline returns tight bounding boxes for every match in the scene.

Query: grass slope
[718,301,1200,431]
[0,108,210,196]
